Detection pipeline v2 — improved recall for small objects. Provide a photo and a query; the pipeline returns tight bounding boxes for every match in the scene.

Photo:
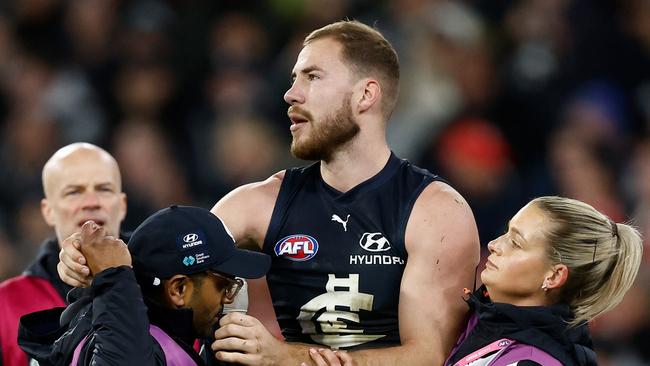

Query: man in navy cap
[19,205,271,365]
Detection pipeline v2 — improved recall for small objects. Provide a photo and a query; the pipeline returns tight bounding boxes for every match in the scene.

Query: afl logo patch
[274,235,319,261]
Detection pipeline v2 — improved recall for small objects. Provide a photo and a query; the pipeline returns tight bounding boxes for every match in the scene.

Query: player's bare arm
[346,181,480,365]
[210,170,285,248]
[211,170,286,339]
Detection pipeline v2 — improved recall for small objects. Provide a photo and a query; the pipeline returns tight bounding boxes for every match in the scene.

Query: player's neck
[319,141,391,193]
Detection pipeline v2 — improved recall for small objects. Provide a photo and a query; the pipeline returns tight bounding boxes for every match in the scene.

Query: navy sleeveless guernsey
[263,153,439,350]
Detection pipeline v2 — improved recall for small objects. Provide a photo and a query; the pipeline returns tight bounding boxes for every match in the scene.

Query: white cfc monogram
[297,274,385,348]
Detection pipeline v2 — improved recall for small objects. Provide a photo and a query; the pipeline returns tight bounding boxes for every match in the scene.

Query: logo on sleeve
[274,235,319,261]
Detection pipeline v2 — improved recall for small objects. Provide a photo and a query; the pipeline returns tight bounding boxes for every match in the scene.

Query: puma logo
[331,214,350,232]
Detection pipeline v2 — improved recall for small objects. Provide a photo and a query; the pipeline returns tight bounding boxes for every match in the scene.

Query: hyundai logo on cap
[183,233,199,243]
[177,230,206,251]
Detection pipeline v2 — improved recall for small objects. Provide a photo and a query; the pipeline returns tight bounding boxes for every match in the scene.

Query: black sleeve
[81,266,161,366]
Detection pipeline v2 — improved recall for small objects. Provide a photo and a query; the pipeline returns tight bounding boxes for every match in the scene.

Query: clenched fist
[78,220,131,275]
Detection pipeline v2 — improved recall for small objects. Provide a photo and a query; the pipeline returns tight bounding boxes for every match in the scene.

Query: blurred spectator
[1,50,105,143]
[112,119,191,231]
[561,81,630,150]
[2,53,53,112]
[548,130,626,222]
[118,0,175,65]
[113,62,175,121]
[189,114,291,205]
[547,81,631,222]
[488,0,573,177]
[386,0,470,159]
[11,0,65,63]
[63,0,117,67]
[204,68,271,121]
[204,12,275,124]
[627,138,650,264]
[0,109,60,237]
[503,0,571,92]
[43,69,108,143]
[0,14,17,81]
[208,12,269,70]
[622,0,650,138]
[428,118,524,248]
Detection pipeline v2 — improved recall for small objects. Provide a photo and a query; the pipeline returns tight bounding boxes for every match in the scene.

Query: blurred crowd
[0,0,648,364]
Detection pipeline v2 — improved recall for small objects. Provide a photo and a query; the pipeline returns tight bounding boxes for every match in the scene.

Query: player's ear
[356,78,380,114]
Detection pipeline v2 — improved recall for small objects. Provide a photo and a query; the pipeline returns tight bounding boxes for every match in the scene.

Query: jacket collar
[467,286,596,366]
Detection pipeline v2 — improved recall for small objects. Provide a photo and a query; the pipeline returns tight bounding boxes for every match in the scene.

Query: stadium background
[0,0,648,364]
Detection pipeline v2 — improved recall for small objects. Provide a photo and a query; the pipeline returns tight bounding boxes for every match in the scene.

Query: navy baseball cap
[128,205,270,281]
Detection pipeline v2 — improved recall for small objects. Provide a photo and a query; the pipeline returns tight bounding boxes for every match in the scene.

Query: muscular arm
[211,172,285,339]
[346,181,480,365]
[210,171,284,249]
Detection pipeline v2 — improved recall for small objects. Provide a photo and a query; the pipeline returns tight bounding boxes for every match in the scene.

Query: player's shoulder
[418,180,471,212]
[240,162,320,196]
[224,170,285,200]
[212,170,286,218]
[407,180,479,252]
[212,171,288,244]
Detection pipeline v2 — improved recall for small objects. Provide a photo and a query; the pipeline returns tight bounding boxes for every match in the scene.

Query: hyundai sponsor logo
[183,233,199,243]
[359,232,391,252]
[177,230,205,250]
[349,254,404,265]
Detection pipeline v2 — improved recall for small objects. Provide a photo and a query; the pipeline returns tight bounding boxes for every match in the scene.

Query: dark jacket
[446,286,598,366]
[0,238,69,366]
[19,266,213,365]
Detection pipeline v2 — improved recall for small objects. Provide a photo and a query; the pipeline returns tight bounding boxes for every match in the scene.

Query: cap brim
[212,249,271,279]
